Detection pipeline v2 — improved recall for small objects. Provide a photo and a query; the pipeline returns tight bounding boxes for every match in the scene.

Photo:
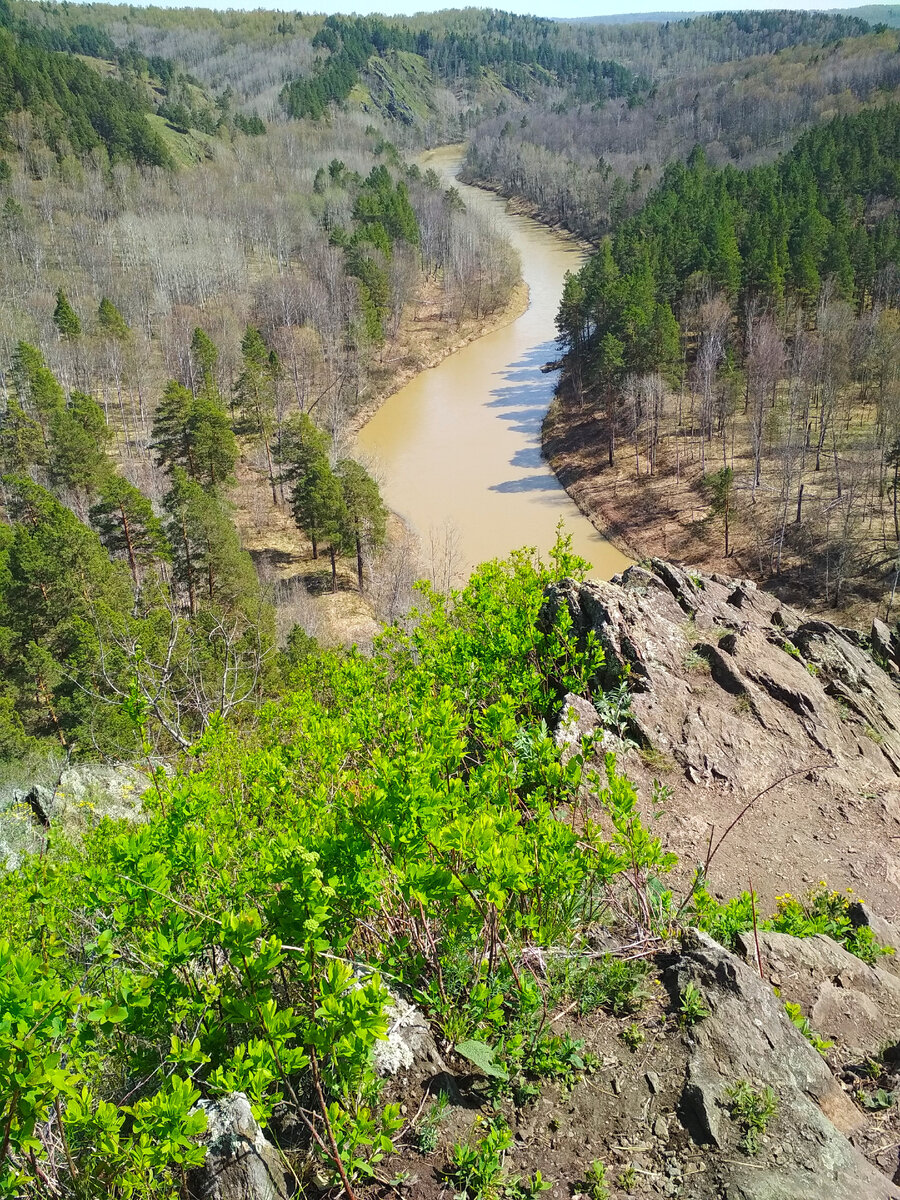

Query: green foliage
[151,376,237,491]
[726,1080,777,1154]
[97,298,130,341]
[281,13,644,122]
[0,536,678,1191]
[582,1160,610,1200]
[52,289,81,341]
[415,1090,449,1154]
[48,391,112,499]
[784,1001,832,1055]
[679,981,711,1025]
[457,1038,509,1080]
[444,1116,526,1199]
[567,955,651,1017]
[0,17,172,166]
[692,883,894,965]
[90,475,170,586]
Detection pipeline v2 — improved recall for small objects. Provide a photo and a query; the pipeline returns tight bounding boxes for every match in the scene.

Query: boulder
[668,933,900,1199]
[191,1093,292,1200]
[373,989,443,1077]
[0,763,152,869]
[553,693,601,763]
[736,929,900,1058]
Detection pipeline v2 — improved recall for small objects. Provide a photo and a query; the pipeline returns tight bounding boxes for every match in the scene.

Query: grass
[566,955,652,1017]
[682,647,711,673]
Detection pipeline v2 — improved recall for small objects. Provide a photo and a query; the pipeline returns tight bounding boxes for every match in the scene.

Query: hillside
[3,548,900,1198]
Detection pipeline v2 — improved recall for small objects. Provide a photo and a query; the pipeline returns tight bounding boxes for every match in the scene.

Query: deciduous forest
[4,4,900,1196]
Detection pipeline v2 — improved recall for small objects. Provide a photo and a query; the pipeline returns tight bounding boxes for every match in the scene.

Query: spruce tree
[53,289,81,340]
[190,327,218,390]
[97,297,130,340]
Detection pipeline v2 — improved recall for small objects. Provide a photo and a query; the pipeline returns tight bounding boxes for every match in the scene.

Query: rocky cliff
[543,558,900,914]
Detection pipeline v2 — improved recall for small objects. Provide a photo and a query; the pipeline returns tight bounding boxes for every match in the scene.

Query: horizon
[51,0,897,21]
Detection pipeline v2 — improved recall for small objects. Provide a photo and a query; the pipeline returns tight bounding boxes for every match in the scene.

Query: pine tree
[234,326,278,504]
[1,477,134,749]
[163,468,256,614]
[151,380,236,491]
[151,380,195,477]
[0,400,47,473]
[53,289,81,340]
[11,343,65,430]
[190,327,218,390]
[187,393,238,490]
[97,297,130,340]
[336,459,386,590]
[48,392,112,507]
[291,453,345,570]
[90,474,169,587]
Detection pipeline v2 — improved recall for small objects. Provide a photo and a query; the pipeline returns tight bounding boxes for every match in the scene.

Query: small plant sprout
[415,1090,449,1154]
[582,1159,610,1200]
[784,1002,832,1055]
[621,1022,645,1050]
[679,981,711,1025]
[618,1163,637,1192]
[727,1080,777,1154]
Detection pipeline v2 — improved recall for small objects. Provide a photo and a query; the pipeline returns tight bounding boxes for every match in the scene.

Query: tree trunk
[329,544,337,593]
[120,503,139,587]
[355,531,364,591]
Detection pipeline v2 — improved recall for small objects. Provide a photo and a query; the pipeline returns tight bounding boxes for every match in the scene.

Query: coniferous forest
[4,2,900,1197]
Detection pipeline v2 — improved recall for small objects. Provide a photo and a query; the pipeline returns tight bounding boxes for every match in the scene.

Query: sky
[62,0,892,18]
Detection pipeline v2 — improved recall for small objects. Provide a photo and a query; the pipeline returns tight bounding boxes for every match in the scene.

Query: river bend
[357,146,629,580]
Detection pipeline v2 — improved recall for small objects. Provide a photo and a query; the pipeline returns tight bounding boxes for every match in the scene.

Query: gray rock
[0,795,44,870]
[538,560,900,913]
[668,933,899,1199]
[0,763,152,870]
[372,990,441,1076]
[553,693,604,763]
[848,900,900,975]
[192,1093,291,1200]
[736,929,900,1057]
[872,618,897,669]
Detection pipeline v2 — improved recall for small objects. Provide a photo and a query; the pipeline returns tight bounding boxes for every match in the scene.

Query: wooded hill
[555,102,900,609]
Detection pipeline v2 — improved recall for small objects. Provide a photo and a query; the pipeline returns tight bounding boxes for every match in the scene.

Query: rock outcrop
[542,560,900,910]
[191,1094,292,1200]
[668,931,900,1200]
[0,763,152,869]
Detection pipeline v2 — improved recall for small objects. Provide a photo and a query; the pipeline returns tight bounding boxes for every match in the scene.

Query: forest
[554,101,900,609]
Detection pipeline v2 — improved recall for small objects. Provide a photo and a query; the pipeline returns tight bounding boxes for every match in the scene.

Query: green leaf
[455,1039,509,1080]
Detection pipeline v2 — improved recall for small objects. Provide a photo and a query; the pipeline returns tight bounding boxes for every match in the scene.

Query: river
[356,145,630,581]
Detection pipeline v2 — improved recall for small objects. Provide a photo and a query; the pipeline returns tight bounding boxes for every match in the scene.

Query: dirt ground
[542,388,890,629]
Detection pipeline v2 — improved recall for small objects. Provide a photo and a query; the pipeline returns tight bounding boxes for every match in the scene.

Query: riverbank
[233,270,531,648]
[541,382,883,625]
[348,275,530,437]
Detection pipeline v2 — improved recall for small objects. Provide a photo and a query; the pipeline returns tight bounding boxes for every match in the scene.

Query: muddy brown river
[357,146,630,580]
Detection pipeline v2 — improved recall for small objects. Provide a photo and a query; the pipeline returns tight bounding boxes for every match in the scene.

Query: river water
[357,145,630,580]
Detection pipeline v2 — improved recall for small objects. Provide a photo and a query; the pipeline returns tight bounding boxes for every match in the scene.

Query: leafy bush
[691,884,893,965]
[0,538,676,1195]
